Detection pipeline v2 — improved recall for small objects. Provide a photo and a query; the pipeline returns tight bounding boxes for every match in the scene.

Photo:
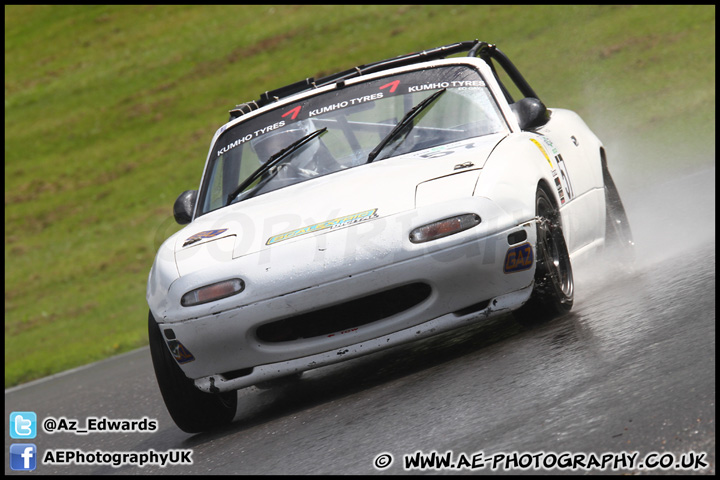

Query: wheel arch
[536,178,562,223]
[536,178,558,209]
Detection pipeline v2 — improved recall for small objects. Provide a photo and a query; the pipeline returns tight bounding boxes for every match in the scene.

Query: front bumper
[196,283,533,393]
[149,197,538,391]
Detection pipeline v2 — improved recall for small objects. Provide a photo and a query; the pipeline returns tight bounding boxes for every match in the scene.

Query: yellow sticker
[266,209,378,245]
[529,138,553,168]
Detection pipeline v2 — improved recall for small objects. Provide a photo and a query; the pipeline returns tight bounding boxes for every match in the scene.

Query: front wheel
[148,311,236,433]
[516,188,574,321]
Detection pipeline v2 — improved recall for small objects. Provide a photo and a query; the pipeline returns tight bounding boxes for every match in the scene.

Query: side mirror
[173,190,197,225]
[511,97,550,130]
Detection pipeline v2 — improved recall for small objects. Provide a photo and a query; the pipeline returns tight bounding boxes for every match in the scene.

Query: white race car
[147,40,634,432]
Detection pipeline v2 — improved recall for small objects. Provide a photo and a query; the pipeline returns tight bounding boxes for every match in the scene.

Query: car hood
[173,134,504,275]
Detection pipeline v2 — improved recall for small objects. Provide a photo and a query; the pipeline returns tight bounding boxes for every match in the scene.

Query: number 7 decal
[555,154,574,201]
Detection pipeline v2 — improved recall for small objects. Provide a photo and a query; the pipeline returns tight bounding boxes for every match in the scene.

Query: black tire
[148,311,236,433]
[602,159,635,263]
[516,187,574,321]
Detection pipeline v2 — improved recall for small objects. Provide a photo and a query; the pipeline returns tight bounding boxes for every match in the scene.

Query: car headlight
[181,278,245,307]
[409,213,481,244]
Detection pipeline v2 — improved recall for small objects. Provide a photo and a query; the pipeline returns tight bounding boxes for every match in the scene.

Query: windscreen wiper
[366,88,446,163]
[226,127,327,206]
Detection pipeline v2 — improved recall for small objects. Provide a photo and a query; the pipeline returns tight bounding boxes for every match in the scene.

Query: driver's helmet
[251,127,309,163]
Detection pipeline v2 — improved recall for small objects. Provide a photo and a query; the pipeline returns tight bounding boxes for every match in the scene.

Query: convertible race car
[147,40,634,432]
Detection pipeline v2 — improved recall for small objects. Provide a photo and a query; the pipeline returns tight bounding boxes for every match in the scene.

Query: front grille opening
[256,282,432,343]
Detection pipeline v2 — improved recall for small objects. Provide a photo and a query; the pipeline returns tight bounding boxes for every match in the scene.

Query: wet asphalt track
[5,167,715,475]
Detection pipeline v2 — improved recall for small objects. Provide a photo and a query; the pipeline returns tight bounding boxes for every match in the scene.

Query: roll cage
[228,40,540,120]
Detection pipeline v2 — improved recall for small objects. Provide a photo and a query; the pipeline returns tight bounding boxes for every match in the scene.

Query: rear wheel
[148,311,236,433]
[602,156,635,263]
[516,187,574,321]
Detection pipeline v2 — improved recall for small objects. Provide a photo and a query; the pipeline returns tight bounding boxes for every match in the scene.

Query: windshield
[197,64,507,216]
